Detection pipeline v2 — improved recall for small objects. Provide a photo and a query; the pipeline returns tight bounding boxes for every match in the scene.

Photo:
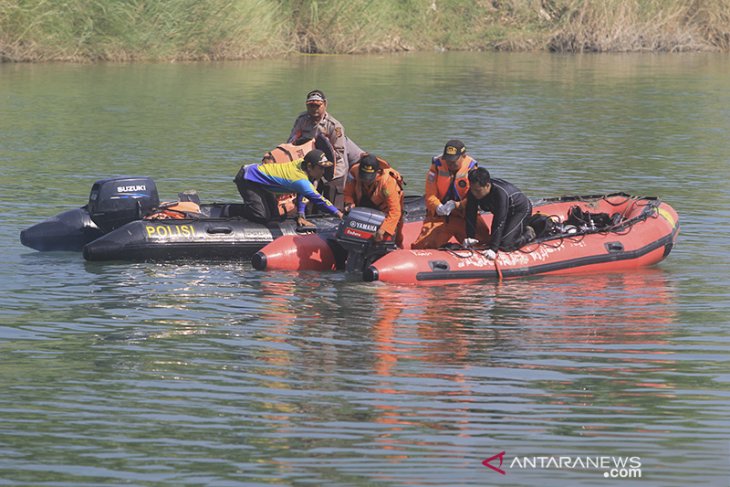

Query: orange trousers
[411,215,490,249]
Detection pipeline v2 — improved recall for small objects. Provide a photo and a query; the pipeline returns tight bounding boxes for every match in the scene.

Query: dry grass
[1,0,729,62]
[0,0,291,62]
[545,0,730,52]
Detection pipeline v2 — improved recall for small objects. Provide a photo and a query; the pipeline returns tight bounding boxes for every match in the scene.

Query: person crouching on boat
[344,153,406,248]
[234,149,343,227]
[463,167,535,259]
[411,139,490,249]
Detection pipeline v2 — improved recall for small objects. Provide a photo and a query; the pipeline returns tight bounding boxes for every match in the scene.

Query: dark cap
[442,139,466,162]
[359,154,379,174]
[306,90,326,104]
[358,154,379,183]
[303,149,333,167]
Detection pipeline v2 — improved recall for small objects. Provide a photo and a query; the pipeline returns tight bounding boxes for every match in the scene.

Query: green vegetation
[2,0,729,62]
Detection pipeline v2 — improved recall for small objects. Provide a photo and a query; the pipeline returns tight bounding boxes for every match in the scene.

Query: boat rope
[447,194,662,258]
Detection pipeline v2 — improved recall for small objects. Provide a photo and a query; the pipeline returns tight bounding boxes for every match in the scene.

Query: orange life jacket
[347,157,405,245]
[145,201,203,220]
[264,139,316,163]
[431,155,476,202]
[349,157,405,204]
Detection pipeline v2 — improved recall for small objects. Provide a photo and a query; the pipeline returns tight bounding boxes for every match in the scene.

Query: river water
[1,52,729,486]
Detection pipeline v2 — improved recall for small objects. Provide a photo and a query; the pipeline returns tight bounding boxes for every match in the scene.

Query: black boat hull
[20,208,104,252]
[82,216,339,261]
[82,196,425,262]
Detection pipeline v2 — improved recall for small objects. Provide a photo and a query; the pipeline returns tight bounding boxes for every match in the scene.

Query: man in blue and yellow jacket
[235,149,343,227]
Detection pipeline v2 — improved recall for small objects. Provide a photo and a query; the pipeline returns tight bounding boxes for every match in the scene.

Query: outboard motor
[20,176,159,252]
[88,177,159,232]
[335,207,396,274]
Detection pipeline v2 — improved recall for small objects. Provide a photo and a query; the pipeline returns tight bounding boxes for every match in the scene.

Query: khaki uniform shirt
[289,112,348,180]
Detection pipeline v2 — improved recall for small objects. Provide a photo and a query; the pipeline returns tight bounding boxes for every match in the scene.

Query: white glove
[463,238,479,248]
[484,249,497,260]
[436,200,456,216]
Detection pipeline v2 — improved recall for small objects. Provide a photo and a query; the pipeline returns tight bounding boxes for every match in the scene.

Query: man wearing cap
[344,154,406,247]
[411,139,490,249]
[234,149,343,226]
[288,89,349,208]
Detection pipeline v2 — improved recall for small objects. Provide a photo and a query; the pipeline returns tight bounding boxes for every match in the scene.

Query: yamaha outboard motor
[335,207,396,275]
[88,177,159,232]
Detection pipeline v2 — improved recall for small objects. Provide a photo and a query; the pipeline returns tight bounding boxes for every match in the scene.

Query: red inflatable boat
[253,193,679,285]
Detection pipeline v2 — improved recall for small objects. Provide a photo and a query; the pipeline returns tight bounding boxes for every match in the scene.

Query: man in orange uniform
[411,139,490,249]
[344,154,405,248]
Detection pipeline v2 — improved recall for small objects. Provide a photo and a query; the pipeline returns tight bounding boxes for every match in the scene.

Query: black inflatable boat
[20,176,425,262]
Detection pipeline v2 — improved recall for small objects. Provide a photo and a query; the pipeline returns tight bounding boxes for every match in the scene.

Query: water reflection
[251,279,661,431]
[220,268,721,485]
[4,246,726,484]
[3,51,730,485]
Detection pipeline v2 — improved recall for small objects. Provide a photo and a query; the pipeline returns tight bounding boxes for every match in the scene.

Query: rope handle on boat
[442,246,504,281]
[494,253,503,282]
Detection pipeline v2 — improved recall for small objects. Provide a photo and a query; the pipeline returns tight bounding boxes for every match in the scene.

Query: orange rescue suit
[424,155,477,217]
[344,158,405,246]
[412,155,489,249]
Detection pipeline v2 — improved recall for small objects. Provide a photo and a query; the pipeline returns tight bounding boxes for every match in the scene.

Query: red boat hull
[254,194,680,285]
[368,196,679,285]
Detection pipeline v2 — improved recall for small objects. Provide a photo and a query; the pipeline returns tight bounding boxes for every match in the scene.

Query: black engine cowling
[88,177,159,232]
[335,207,396,274]
[21,176,160,251]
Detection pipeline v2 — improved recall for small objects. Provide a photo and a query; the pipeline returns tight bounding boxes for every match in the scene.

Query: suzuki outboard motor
[335,207,396,275]
[20,176,159,251]
[88,177,159,232]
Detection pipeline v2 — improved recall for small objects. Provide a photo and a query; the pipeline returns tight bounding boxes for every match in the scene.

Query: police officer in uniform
[288,89,348,208]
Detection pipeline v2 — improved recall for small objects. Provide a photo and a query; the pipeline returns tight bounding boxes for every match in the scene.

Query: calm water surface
[1,52,730,486]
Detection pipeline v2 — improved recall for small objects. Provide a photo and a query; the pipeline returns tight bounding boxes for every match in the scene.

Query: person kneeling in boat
[234,149,343,226]
[464,167,535,259]
[411,139,490,249]
[344,154,406,248]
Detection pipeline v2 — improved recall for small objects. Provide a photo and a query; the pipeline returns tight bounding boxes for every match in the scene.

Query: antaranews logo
[482,451,506,475]
[482,452,642,479]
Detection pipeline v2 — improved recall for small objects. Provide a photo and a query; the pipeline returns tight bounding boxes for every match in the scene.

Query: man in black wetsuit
[464,167,535,259]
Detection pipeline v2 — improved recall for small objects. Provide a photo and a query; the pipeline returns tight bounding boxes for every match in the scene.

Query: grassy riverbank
[2,0,729,62]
